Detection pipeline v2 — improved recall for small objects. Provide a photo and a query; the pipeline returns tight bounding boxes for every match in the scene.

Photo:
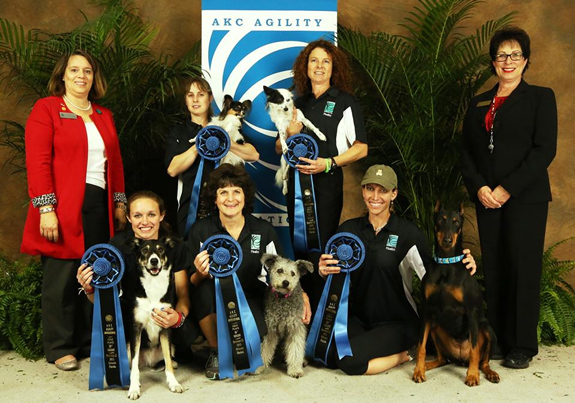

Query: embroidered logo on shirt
[251,234,261,253]
[323,101,335,117]
[386,234,398,251]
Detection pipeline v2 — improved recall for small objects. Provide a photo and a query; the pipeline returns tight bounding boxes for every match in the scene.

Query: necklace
[63,94,91,111]
[373,222,387,233]
[488,96,497,153]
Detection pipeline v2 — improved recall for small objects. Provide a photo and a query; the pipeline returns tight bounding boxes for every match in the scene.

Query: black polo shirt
[188,214,284,298]
[295,86,368,158]
[337,214,433,327]
[164,120,215,236]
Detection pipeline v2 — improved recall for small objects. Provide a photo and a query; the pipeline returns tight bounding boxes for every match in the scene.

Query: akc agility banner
[202,0,337,257]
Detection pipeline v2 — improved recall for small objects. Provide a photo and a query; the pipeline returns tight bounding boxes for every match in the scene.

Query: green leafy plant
[0,0,201,191]
[0,255,43,359]
[538,238,575,345]
[338,0,515,244]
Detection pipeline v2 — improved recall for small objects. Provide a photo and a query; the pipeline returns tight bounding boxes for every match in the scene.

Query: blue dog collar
[434,254,465,264]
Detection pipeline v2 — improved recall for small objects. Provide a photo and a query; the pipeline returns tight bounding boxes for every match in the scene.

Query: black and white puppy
[263,86,327,195]
[125,237,183,400]
[209,94,252,166]
[259,254,314,378]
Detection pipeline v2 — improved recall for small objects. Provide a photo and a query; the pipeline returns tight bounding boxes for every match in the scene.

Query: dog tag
[59,112,77,119]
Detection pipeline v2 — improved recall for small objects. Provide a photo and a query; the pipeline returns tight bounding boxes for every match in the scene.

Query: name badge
[59,112,77,119]
[476,100,491,107]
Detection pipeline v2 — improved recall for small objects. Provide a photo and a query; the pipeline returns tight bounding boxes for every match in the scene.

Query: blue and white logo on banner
[202,0,337,256]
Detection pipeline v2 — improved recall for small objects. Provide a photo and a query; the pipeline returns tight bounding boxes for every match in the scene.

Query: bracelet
[39,206,55,214]
[324,157,331,173]
[78,286,95,295]
[172,311,186,328]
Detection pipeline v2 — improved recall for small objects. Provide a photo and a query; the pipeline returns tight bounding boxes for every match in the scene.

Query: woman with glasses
[460,27,557,370]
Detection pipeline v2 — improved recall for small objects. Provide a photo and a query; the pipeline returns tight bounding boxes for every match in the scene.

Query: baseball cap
[361,164,397,190]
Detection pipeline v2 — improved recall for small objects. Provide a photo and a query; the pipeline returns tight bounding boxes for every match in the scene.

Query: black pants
[475,199,548,358]
[286,169,344,311]
[41,184,109,362]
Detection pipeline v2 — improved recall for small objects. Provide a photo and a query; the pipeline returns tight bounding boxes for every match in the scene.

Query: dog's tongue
[150,268,161,275]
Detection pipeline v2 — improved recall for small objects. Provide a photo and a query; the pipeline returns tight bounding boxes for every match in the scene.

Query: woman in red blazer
[460,27,557,369]
[21,50,126,371]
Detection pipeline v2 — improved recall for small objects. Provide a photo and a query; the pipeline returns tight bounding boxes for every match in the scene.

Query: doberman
[412,202,500,386]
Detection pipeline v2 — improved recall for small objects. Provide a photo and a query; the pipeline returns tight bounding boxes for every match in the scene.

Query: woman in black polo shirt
[188,163,311,380]
[275,39,368,309]
[317,165,476,375]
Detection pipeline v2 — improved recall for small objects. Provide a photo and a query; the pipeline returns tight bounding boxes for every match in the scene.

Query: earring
[390,199,394,213]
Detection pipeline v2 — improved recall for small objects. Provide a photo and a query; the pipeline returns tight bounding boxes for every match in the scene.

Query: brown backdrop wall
[1,1,573,280]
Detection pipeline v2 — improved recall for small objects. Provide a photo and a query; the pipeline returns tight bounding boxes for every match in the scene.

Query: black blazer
[460,79,557,203]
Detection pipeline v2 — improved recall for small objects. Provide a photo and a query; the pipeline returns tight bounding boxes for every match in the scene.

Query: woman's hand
[301,292,312,325]
[151,307,180,329]
[77,263,95,295]
[115,205,127,231]
[477,186,501,209]
[318,254,340,277]
[40,210,59,242]
[492,185,511,206]
[462,248,477,276]
[286,107,303,137]
[295,156,329,175]
[193,250,212,280]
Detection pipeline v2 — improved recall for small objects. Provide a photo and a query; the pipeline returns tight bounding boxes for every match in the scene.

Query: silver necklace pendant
[488,144,494,152]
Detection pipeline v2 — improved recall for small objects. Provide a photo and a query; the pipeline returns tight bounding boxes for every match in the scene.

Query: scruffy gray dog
[259,253,314,378]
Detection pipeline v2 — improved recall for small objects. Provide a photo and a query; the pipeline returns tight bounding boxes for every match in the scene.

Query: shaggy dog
[263,86,326,195]
[125,237,183,400]
[258,253,314,378]
[205,94,252,166]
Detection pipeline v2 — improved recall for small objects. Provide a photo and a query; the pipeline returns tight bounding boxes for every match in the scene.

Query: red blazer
[21,96,126,259]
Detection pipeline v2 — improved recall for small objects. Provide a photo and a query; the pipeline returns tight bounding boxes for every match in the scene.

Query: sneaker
[205,349,220,380]
[502,350,532,369]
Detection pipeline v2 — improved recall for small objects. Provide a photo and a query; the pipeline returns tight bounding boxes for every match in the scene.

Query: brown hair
[203,164,255,215]
[292,39,353,97]
[182,76,214,119]
[126,190,172,235]
[47,49,107,100]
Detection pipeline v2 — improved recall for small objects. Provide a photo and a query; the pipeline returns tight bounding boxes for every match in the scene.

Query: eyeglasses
[494,52,524,62]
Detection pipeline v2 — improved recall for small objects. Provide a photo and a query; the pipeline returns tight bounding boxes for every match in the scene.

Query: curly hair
[203,164,255,215]
[292,39,353,96]
[48,49,107,100]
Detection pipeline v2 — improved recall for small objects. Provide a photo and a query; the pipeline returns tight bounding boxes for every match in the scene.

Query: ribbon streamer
[306,232,365,363]
[284,134,321,254]
[185,126,230,236]
[202,235,262,378]
[82,244,130,390]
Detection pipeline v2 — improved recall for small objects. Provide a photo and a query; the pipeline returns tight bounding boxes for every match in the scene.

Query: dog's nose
[442,237,453,246]
[283,107,288,112]
[282,280,290,288]
[150,257,158,266]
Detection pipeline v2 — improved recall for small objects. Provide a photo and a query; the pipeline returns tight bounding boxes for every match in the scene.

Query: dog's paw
[282,182,288,195]
[169,381,184,394]
[486,370,500,384]
[287,369,303,379]
[254,365,266,375]
[127,386,141,400]
[303,358,308,367]
[412,368,427,383]
[464,374,480,387]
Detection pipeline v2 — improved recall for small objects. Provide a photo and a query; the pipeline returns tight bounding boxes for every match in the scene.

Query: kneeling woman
[188,163,311,380]
[77,191,196,359]
[317,165,476,375]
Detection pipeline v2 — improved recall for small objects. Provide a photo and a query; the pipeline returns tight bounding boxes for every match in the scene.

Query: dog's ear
[161,236,177,249]
[261,253,278,269]
[223,94,233,109]
[263,85,273,96]
[434,200,441,213]
[296,259,314,276]
[242,99,252,111]
[128,237,141,250]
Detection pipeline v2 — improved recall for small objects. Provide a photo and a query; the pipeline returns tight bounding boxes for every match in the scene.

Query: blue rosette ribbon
[284,133,321,254]
[201,234,262,378]
[306,232,365,363]
[185,126,231,236]
[82,243,130,390]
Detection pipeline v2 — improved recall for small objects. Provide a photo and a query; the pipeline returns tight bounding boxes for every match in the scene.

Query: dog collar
[270,287,291,299]
[434,255,465,264]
